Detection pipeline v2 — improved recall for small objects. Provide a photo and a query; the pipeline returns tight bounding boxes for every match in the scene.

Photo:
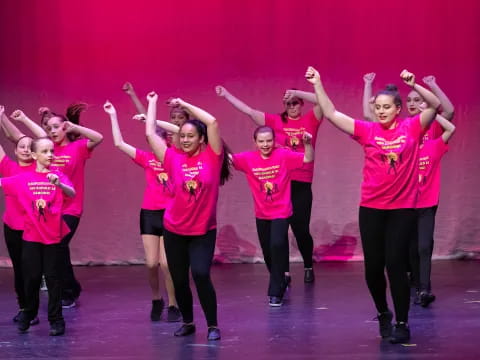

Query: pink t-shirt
[1,170,72,244]
[162,145,222,236]
[417,137,448,208]
[422,121,443,145]
[51,139,91,216]
[0,156,36,230]
[132,149,174,210]
[353,115,424,209]
[265,110,321,183]
[233,148,304,220]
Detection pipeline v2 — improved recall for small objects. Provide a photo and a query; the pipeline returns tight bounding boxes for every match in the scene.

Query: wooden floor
[0,260,479,359]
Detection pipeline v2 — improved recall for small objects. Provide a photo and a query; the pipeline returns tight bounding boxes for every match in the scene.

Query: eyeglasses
[286,101,300,107]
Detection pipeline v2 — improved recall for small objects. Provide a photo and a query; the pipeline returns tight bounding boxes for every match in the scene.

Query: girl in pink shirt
[145,92,231,341]
[232,126,313,307]
[216,85,323,283]
[1,137,75,336]
[44,108,103,307]
[306,66,440,344]
[103,100,181,322]
[362,74,455,306]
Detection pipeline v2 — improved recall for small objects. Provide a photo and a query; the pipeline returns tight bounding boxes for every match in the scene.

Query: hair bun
[384,83,398,92]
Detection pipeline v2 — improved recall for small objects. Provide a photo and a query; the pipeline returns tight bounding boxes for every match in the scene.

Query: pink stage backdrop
[1,1,479,265]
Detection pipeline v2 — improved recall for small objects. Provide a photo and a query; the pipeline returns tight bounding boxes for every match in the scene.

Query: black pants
[410,206,438,292]
[60,215,82,301]
[163,229,217,327]
[359,206,416,323]
[290,181,314,269]
[22,240,63,323]
[4,224,26,309]
[256,218,289,297]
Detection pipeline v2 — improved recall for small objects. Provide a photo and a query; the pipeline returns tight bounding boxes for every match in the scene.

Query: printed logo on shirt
[374,135,407,175]
[34,198,49,222]
[148,159,165,172]
[157,172,173,193]
[252,165,280,180]
[283,127,306,151]
[183,178,202,202]
[28,180,57,221]
[262,181,279,202]
[52,155,71,168]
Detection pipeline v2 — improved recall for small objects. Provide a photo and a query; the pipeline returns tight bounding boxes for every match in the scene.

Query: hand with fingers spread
[305,66,321,85]
[363,72,376,84]
[103,101,116,115]
[400,69,416,88]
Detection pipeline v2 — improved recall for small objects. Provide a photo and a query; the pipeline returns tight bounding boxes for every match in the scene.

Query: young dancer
[1,137,75,336]
[306,66,440,343]
[103,100,181,321]
[216,85,323,282]
[232,125,313,306]
[146,92,231,341]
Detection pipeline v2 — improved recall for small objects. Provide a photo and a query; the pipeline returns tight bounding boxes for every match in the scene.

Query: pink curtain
[1,0,479,265]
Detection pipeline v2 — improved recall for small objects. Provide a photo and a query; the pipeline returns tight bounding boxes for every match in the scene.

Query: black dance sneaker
[376,310,393,338]
[174,324,196,337]
[30,316,40,326]
[13,310,23,323]
[17,312,31,333]
[49,320,65,336]
[167,306,182,322]
[420,292,436,308]
[389,322,411,344]
[207,327,221,341]
[269,296,283,307]
[150,299,165,321]
[412,289,421,305]
[304,268,315,283]
[61,299,76,308]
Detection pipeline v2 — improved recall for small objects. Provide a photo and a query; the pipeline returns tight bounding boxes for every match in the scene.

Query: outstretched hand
[103,101,116,115]
[305,66,320,85]
[400,69,415,87]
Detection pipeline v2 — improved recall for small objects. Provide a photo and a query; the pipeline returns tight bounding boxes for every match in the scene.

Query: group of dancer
[0,66,454,344]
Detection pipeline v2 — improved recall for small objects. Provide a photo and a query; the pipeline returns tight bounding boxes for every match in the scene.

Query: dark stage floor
[0,260,479,359]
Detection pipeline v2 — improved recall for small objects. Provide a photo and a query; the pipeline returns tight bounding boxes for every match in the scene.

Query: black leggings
[410,206,438,292]
[359,206,416,323]
[290,181,314,269]
[4,224,26,309]
[22,240,63,324]
[60,215,82,301]
[256,218,289,297]
[163,229,217,327]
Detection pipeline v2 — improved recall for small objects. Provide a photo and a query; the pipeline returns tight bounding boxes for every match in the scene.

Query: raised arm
[169,98,222,155]
[103,101,136,158]
[362,72,376,121]
[10,110,48,138]
[122,82,147,116]
[64,122,103,150]
[132,114,179,134]
[145,92,168,162]
[435,114,456,143]
[305,67,355,135]
[422,76,454,120]
[400,70,440,129]
[215,85,265,126]
[283,89,323,120]
[302,132,314,163]
[0,106,7,160]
